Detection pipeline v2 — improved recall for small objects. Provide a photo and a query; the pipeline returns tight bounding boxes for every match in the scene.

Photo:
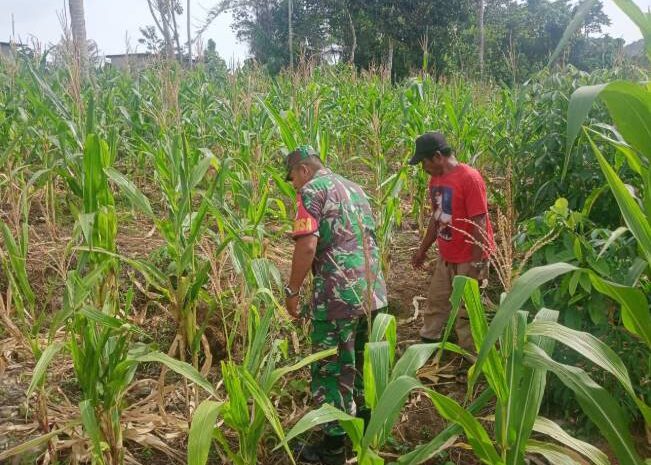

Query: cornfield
[1,8,650,464]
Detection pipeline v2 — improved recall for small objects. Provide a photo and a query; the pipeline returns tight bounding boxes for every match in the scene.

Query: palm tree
[68,0,88,75]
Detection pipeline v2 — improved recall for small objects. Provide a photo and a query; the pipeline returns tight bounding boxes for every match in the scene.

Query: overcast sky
[1,0,650,63]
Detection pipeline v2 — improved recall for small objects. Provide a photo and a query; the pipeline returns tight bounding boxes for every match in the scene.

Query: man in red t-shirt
[410,131,494,352]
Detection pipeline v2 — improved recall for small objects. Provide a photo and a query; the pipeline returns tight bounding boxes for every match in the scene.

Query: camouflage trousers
[311,315,370,436]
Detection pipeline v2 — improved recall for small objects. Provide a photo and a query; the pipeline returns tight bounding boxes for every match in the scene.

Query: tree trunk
[386,38,393,80]
[147,0,174,59]
[347,8,356,64]
[187,0,192,66]
[288,0,294,70]
[478,0,485,79]
[68,0,88,76]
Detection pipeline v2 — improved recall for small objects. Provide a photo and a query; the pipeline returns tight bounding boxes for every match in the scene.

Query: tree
[68,0,88,75]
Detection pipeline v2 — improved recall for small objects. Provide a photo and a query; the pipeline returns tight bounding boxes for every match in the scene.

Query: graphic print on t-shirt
[431,186,453,241]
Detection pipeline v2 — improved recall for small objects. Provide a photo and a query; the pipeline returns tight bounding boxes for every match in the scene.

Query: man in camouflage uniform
[284,145,387,465]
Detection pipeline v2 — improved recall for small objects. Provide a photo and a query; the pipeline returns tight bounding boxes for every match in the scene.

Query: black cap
[408,131,451,165]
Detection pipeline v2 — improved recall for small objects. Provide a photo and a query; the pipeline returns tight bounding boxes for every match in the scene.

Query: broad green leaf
[451,276,507,402]
[533,417,609,465]
[527,320,635,398]
[564,83,608,180]
[587,134,651,268]
[390,344,437,381]
[267,347,337,391]
[277,404,363,451]
[523,344,642,465]
[80,399,103,459]
[364,341,391,410]
[27,342,65,399]
[472,263,576,388]
[507,308,558,465]
[0,220,35,307]
[526,439,585,465]
[599,82,651,161]
[134,351,217,397]
[363,376,423,450]
[105,167,154,217]
[587,270,651,347]
[423,388,504,465]
[188,400,223,465]
[370,312,397,363]
[395,387,494,465]
[240,368,294,462]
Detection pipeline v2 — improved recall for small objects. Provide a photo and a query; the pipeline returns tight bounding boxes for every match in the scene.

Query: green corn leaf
[363,376,424,450]
[370,312,397,363]
[523,344,643,465]
[188,400,223,465]
[451,276,507,402]
[80,399,103,460]
[394,387,494,465]
[597,227,630,259]
[26,342,65,400]
[472,263,576,391]
[527,320,635,398]
[390,344,437,381]
[277,404,363,451]
[240,368,295,463]
[267,347,336,391]
[423,388,504,465]
[587,133,651,268]
[364,341,391,410]
[532,417,610,465]
[134,351,217,397]
[0,220,35,307]
[105,167,153,217]
[507,308,558,465]
[526,439,587,465]
[564,83,608,181]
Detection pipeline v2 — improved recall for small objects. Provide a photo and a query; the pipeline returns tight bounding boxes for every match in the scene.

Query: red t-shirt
[429,164,494,263]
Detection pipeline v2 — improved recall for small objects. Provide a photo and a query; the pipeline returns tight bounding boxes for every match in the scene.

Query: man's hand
[412,249,427,269]
[286,295,300,319]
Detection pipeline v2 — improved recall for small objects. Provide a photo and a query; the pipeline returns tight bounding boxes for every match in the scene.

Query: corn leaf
[587,134,651,268]
[533,417,610,465]
[80,399,103,459]
[276,404,364,451]
[105,167,153,217]
[523,344,642,465]
[394,387,494,465]
[188,400,223,465]
[451,276,507,402]
[423,388,504,465]
[472,263,576,389]
[363,376,423,450]
[526,439,586,465]
[390,343,437,381]
[134,351,217,397]
[26,342,65,399]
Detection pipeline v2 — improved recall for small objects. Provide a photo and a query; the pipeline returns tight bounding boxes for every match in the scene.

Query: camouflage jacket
[292,168,388,320]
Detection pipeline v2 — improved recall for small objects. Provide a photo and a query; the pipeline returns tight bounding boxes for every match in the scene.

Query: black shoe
[293,434,345,465]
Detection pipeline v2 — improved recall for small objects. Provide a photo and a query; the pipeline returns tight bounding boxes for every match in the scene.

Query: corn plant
[277,314,464,465]
[457,266,647,465]
[187,306,335,465]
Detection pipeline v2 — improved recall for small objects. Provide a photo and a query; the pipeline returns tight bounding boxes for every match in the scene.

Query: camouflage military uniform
[293,168,387,436]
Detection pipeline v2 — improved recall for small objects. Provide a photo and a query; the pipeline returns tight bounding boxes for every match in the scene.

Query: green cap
[285,145,318,180]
